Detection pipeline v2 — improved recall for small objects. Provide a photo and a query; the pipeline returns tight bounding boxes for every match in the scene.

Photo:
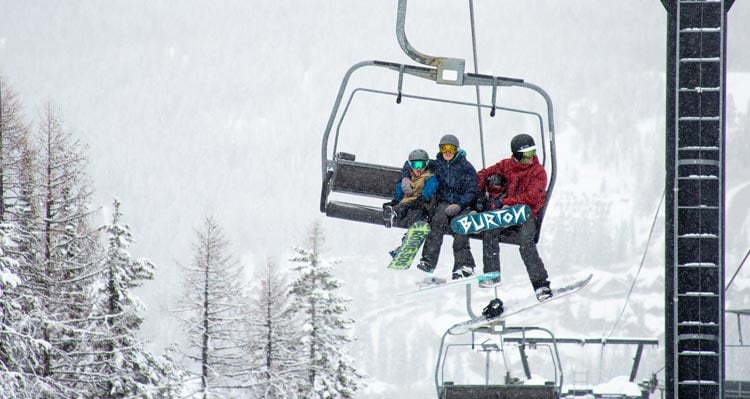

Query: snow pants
[420,202,476,273]
[393,199,426,227]
[482,215,549,290]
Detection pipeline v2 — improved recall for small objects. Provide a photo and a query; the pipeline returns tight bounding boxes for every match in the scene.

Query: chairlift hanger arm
[396,0,466,85]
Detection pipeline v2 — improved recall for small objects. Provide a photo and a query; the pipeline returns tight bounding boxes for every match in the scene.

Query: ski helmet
[510,134,536,160]
[439,134,460,148]
[408,149,430,161]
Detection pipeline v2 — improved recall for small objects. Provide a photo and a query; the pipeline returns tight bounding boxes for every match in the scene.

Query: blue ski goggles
[409,160,427,170]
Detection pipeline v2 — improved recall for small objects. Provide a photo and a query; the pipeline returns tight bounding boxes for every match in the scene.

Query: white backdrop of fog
[1,1,749,397]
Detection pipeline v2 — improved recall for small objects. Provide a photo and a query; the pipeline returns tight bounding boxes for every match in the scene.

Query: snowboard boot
[478,274,501,288]
[388,246,401,259]
[452,266,475,280]
[416,259,435,273]
[535,286,553,302]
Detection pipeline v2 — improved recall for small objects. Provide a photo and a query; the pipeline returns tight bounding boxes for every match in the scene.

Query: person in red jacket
[476,133,552,301]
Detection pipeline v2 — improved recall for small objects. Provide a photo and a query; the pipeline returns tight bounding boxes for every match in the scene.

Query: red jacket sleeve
[502,165,547,215]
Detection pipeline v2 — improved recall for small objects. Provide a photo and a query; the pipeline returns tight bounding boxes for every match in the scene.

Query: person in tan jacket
[383,149,437,256]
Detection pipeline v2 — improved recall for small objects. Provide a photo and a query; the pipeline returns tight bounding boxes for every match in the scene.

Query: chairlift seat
[321,155,412,228]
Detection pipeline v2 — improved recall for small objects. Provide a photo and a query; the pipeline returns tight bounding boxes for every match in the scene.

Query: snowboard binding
[482,298,505,319]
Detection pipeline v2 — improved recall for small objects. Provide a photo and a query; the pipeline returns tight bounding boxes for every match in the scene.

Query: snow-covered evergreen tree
[244,260,305,398]
[288,222,364,399]
[25,102,99,397]
[174,216,246,398]
[0,222,61,398]
[84,198,183,397]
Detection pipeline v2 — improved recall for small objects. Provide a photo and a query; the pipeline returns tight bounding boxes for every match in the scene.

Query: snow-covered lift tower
[662,1,735,398]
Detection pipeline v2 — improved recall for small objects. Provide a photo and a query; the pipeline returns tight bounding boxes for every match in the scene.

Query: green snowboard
[387,221,430,270]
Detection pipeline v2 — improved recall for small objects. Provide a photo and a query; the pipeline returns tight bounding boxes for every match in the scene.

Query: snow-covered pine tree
[86,198,183,397]
[25,102,99,397]
[244,260,305,398]
[288,222,364,399]
[173,217,246,398]
[0,222,60,398]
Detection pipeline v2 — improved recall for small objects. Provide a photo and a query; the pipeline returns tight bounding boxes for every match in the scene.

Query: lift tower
[662,1,735,398]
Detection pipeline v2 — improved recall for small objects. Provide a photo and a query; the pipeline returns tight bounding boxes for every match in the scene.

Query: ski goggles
[439,144,457,155]
[521,149,536,159]
[409,160,427,170]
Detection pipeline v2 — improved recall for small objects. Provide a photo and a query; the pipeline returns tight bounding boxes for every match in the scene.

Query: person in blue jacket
[383,149,437,256]
[416,134,478,279]
[383,148,437,227]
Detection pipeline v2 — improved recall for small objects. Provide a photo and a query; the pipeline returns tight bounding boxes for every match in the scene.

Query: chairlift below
[319,59,557,241]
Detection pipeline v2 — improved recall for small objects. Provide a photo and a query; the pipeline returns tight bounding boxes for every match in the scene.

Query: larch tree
[26,102,100,397]
[0,77,53,398]
[244,260,305,398]
[288,222,364,399]
[0,75,30,222]
[174,216,246,398]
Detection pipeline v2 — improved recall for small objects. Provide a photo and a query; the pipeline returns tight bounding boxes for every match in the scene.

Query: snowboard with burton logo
[450,204,531,235]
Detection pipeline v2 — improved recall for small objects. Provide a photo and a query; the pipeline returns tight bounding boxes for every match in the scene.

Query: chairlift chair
[320,0,557,241]
[319,60,557,242]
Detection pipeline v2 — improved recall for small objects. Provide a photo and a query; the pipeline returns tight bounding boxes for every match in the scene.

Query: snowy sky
[1,1,749,397]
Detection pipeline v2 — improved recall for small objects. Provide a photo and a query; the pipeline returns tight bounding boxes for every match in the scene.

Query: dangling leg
[418,202,449,273]
[478,228,502,287]
[516,217,551,300]
[451,209,476,279]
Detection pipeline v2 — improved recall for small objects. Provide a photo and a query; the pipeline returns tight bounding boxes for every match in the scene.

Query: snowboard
[450,204,531,235]
[398,271,501,296]
[387,221,430,270]
[448,273,593,335]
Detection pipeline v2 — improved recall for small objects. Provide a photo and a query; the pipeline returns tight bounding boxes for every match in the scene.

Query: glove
[475,192,488,212]
[445,204,461,216]
[487,174,506,188]
[490,197,504,209]
[401,177,413,196]
[382,200,399,209]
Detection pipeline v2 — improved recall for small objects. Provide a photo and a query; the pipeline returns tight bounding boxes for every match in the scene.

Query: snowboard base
[387,220,430,270]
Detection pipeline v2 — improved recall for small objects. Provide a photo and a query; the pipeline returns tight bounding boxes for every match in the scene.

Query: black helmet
[510,134,536,160]
[439,134,460,147]
[408,149,430,161]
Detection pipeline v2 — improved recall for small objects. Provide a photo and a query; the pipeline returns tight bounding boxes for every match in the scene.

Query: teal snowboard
[387,221,430,270]
[450,204,531,235]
